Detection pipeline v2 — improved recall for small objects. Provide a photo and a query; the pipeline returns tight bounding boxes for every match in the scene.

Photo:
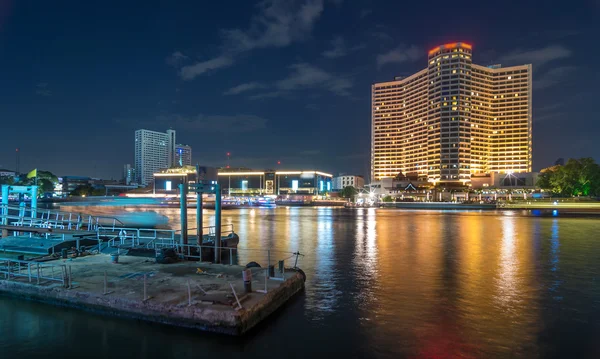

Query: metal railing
[1,204,126,232]
[169,243,302,271]
[0,257,66,285]
[177,223,236,238]
[98,227,176,249]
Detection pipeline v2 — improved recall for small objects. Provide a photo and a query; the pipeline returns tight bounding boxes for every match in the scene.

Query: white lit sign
[319,180,324,192]
[292,180,299,191]
[165,181,172,191]
[241,180,248,191]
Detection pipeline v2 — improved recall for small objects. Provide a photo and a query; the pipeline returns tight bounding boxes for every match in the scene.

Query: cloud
[179,55,234,80]
[371,31,393,42]
[222,0,324,52]
[166,51,189,67]
[322,36,365,59]
[248,91,286,100]
[299,150,321,155]
[35,83,51,97]
[152,114,268,133]
[376,45,421,68]
[177,0,325,80]
[359,9,372,18]
[223,82,266,95]
[499,45,571,68]
[275,63,352,96]
[534,66,577,89]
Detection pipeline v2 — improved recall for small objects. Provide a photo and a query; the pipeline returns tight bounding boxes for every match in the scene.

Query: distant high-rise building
[134,129,176,186]
[333,175,365,190]
[123,164,136,185]
[371,42,532,184]
[175,144,192,166]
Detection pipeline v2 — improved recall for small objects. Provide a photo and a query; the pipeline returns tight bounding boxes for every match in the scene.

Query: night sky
[0,0,598,179]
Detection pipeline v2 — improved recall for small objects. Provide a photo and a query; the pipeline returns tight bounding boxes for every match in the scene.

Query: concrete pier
[0,255,305,335]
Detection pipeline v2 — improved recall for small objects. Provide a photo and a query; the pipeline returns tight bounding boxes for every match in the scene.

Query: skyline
[0,1,598,179]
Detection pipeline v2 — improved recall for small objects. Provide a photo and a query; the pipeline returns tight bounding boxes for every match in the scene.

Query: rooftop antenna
[15,148,20,173]
[226,152,230,169]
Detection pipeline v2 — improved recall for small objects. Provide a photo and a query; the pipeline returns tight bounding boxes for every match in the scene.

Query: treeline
[537,158,600,197]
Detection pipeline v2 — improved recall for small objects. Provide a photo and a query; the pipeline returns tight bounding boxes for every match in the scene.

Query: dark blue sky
[0,0,598,179]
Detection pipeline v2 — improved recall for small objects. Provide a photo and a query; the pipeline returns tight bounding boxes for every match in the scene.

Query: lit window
[508,76,512,79]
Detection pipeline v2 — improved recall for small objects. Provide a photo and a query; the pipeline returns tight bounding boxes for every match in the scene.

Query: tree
[0,176,15,185]
[382,195,394,202]
[70,184,94,196]
[17,170,59,195]
[339,186,358,199]
[537,158,600,197]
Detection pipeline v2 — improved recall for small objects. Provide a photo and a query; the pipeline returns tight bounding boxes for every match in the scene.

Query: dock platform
[0,255,305,335]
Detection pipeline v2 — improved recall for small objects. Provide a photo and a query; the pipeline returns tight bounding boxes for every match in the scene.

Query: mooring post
[214,183,222,264]
[179,184,188,246]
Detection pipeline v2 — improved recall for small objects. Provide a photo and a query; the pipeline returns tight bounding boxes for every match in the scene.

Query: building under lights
[371,42,532,185]
[135,129,177,186]
[153,167,333,196]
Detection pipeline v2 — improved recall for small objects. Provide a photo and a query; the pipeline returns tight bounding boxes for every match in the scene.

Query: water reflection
[10,206,600,358]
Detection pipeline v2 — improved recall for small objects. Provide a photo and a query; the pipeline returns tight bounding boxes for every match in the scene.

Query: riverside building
[371,42,532,185]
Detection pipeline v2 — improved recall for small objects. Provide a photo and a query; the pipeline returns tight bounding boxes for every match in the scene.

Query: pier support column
[179,184,188,245]
[214,183,221,264]
[30,186,38,219]
[1,185,8,225]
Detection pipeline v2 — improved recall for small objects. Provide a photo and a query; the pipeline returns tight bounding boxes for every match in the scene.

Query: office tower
[123,164,135,185]
[134,129,176,186]
[371,42,532,184]
[175,144,192,166]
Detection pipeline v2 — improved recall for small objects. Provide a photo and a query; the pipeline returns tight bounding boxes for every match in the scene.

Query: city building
[123,164,136,185]
[175,144,192,166]
[134,129,176,186]
[61,176,91,194]
[0,169,16,178]
[371,42,532,185]
[153,167,333,196]
[332,175,365,190]
[470,171,539,189]
[219,169,332,196]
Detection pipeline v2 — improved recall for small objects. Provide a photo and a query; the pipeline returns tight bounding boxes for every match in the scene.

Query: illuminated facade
[371,42,532,184]
[175,144,192,166]
[135,129,176,186]
[152,167,333,196]
[218,169,333,195]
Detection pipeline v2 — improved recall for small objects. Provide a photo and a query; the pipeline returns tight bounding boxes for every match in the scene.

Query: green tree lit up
[537,158,600,197]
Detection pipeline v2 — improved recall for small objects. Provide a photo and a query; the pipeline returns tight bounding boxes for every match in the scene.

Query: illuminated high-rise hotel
[371,42,532,184]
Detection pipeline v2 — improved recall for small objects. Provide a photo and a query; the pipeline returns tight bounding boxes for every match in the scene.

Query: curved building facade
[371,43,532,184]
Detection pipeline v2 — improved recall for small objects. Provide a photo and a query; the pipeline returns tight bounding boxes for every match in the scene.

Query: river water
[1,207,600,358]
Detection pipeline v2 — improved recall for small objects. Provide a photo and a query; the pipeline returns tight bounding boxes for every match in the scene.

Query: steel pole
[214,183,221,264]
[179,184,188,245]
[196,191,202,244]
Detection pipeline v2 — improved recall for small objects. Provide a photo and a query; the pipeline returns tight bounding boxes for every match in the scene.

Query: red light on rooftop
[277,161,281,165]
[428,42,472,56]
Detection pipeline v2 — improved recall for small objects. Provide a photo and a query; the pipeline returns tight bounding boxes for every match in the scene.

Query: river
[1,207,600,358]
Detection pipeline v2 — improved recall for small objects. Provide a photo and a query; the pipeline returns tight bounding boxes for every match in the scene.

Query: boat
[250,197,276,207]
[203,198,241,209]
